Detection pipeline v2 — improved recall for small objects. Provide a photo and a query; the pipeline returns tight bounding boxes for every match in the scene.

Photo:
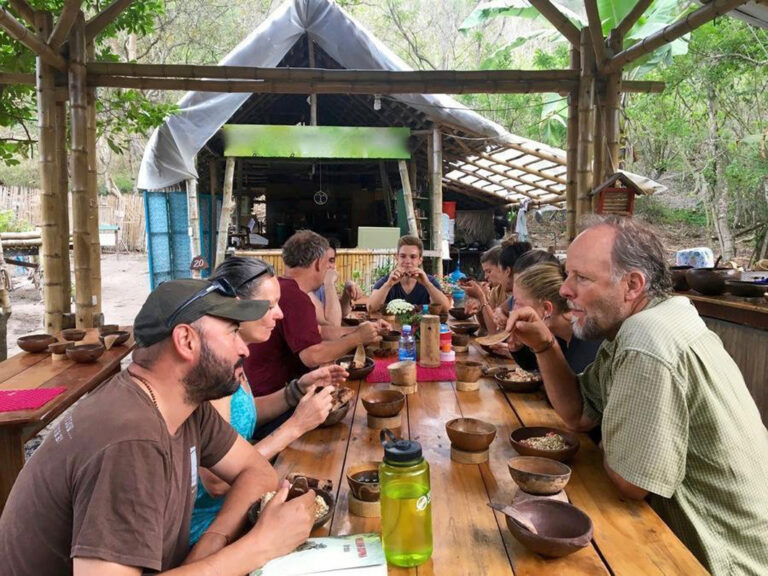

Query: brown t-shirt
[0,370,237,575]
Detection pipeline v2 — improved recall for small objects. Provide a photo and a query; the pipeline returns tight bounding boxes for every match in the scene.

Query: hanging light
[373,94,382,111]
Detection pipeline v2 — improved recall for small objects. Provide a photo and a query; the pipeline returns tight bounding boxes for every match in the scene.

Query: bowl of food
[382,330,401,343]
[342,316,362,326]
[480,343,510,358]
[98,324,119,335]
[352,303,368,312]
[455,360,483,383]
[510,426,580,462]
[508,456,571,495]
[48,341,74,355]
[449,307,473,321]
[371,347,398,358]
[451,333,470,347]
[495,367,542,393]
[669,265,692,291]
[17,334,58,353]
[361,389,405,418]
[335,355,375,380]
[724,280,767,298]
[445,417,496,452]
[247,477,334,530]
[66,343,106,363]
[99,329,131,348]
[321,387,355,427]
[685,267,740,296]
[503,499,593,558]
[346,462,381,502]
[60,328,86,342]
[450,322,480,336]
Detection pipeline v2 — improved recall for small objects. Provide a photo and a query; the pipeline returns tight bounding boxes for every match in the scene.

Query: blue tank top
[188,384,257,546]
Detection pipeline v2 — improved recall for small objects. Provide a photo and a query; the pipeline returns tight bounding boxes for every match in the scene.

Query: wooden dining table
[0,328,135,514]
[272,343,709,575]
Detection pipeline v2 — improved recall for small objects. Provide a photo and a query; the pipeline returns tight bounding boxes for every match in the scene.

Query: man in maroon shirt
[245,230,383,403]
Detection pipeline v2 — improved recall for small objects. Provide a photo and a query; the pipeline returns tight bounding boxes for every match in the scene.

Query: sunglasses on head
[165,278,236,329]
[237,264,275,292]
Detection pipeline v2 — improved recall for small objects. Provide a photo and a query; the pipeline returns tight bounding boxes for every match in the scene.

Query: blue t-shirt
[189,384,257,546]
[373,274,442,307]
[312,285,326,305]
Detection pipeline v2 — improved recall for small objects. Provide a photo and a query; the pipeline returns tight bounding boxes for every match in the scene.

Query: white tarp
[138,0,508,190]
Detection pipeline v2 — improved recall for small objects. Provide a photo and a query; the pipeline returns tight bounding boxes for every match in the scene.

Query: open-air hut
[137,0,571,288]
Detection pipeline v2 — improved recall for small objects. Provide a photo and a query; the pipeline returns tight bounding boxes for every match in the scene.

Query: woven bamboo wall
[0,185,145,251]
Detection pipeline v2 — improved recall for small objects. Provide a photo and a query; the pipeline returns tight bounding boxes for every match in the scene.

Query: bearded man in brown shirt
[0,278,317,576]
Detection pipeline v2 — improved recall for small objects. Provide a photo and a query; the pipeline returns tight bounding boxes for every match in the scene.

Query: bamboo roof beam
[9,0,36,27]
[495,141,567,167]
[0,72,35,84]
[621,80,665,93]
[477,151,567,185]
[584,0,607,64]
[48,0,83,50]
[528,0,581,47]
[442,176,509,205]
[0,8,67,70]
[603,0,750,74]
[615,0,654,37]
[85,0,135,42]
[446,163,550,200]
[448,154,565,196]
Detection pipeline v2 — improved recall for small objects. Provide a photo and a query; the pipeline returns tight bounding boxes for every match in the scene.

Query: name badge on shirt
[190,446,198,492]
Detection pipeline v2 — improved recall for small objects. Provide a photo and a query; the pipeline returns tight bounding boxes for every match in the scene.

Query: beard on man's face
[183,339,243,404]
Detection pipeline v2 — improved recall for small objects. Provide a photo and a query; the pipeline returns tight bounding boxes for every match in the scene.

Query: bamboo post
[576,28,595,222]
[592,89,605,211]
[209,159,219,262]
[566,45,579,240]
[69,13,95,328]
[55,101,72,314]
[604,31,624,180]
[379,161,394,226]
[398,160,418,237]
[86,41,101,320]
[0,235,9,360]
[430,127,443,276]
[307,34,317,126]
[36,11,66,334]
[215,157,235,268]
[186,175,202,278]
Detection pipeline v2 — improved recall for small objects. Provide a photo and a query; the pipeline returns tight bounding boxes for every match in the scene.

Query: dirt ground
[6,252,150,356]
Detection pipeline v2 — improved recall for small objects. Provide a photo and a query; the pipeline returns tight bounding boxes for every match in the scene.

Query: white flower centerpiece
[386,299,420,328]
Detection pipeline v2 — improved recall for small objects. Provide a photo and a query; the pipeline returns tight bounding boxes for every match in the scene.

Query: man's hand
[411,268,430,286]
[387,268,406,287]
[356,321,382,345]
[290,384,335,433]
[344,280,363,301]
[373,318,392,333]
[323,268,338,288]
[297,365,348,392]
[504,306,552,351]
[247,481,314,560]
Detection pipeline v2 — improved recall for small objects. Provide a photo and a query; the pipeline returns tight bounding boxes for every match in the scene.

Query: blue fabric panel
[168,191,192,281]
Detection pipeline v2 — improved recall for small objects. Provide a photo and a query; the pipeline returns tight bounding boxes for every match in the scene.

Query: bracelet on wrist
[532,336,556,355]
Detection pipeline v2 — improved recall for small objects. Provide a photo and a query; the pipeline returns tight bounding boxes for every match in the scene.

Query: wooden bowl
[372,347,398,358]
[99,330,131,347]
[439,312,449,324]
[98,324,119,335]
[48,341,74,355]
[724,280,767,298]
[450,322,480,336]
[504,499,593,558]
[346,462,381,502]
[60,328,86,342]
[480,343,510,358]
[510,426,580,462]
[429,303,443,315]
[17,334,57,353]
[452,333,470,347]
[495,368,542,393]
[321,401,351,427]
[508,456,571,495]
[445,417,496,452]
[342,316,362,326]
[382,330,401,342]
[66,343,105,363]
[449,307,473,321]
[685,267,740,296]
[248,488,334,531]
[669,266,692,291]
[361,389,405,418]
[335,355,375,380]
[352,303,368,312]
[455,360,483,383]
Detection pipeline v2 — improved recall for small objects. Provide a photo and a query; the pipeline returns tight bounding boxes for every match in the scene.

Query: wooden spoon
[488,502,538,534]
[475,331,511,346]
[353,343,366,368]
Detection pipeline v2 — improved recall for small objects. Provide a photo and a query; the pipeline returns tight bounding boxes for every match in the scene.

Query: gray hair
[282,230,330,269]
[581,215,671,298]
[210,257,275,299]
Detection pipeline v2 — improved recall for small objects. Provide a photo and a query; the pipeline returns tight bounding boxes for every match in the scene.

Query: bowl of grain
[510,426,580,462]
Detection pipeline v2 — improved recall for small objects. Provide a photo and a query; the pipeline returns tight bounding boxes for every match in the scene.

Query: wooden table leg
[0,427,25,515]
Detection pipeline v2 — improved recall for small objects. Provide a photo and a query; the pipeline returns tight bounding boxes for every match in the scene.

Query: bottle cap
[380,428,422,463]
[440,323,451,333]
[402,324,412,333]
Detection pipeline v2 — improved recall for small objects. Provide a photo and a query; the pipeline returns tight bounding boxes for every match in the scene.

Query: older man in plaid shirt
[505,215,768,576]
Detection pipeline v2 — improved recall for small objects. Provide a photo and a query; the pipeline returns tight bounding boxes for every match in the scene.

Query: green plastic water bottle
[379,429,433,567]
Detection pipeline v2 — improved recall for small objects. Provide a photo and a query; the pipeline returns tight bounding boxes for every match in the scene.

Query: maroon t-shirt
[0,371,237,575]
[245,276,323,396]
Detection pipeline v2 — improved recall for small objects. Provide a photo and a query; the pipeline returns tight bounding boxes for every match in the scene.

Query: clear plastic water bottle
[398,325,417,361]
[379,429,432,567]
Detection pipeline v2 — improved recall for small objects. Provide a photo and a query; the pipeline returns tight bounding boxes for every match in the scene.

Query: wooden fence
[0,185,146,251]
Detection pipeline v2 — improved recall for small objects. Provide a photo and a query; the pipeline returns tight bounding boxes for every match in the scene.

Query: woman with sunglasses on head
[189,257,348,546]
[508,262,602,374]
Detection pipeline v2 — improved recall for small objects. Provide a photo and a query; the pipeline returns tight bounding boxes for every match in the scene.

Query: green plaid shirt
[579,296,768,576]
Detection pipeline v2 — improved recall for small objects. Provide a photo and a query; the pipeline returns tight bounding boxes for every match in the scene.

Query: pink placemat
[366,358,456,383]
[0,387,67,413]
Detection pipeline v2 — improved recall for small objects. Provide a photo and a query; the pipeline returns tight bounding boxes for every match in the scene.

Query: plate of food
[495,367,542,393]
